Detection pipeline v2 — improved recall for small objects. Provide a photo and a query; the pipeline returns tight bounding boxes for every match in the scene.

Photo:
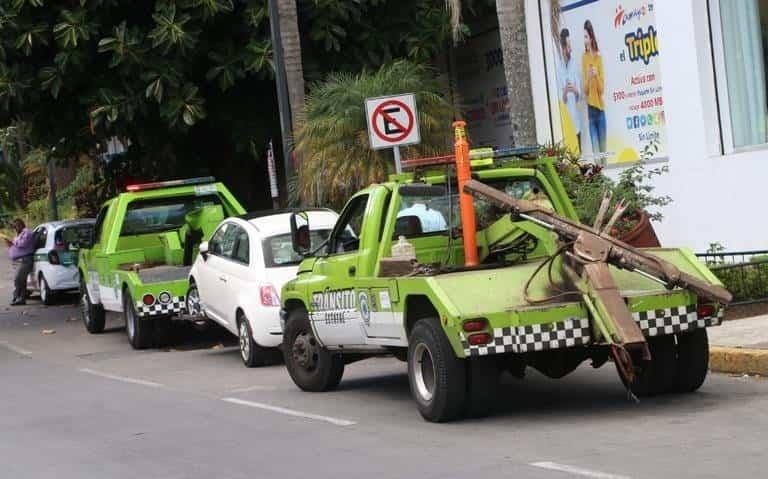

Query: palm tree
[294,61,455,207]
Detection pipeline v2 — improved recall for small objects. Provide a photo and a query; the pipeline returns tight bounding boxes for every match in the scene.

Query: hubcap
[292,332,319,371]
[187,287,201,316]
[413,342,436,402]
[126,301,135,339]
[239,321,250,360]
[40,278,47,302]
[81,291,91,326]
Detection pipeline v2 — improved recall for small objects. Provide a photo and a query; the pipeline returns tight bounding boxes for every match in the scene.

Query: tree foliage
[295,60,454,207]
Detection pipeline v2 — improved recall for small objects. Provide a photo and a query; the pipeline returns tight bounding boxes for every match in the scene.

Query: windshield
[55,224,94,250]
[121,194,222,236]
[263,230,331,267]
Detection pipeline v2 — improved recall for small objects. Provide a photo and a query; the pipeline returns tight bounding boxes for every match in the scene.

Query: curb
[710,346,768,376]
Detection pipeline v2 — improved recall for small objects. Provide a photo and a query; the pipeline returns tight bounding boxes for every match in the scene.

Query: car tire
[238,313,267,368]
[623,334,678,397]
[408,318,466,423]
[464,356,500,418]
[674,328,709,393]
[80,278,105,334]
[124,289,154,350]
[39,274,55,306]
[283,308,344,392]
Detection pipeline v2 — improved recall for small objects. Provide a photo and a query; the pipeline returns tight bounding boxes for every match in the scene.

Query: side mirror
[290,212,311,255]
[199,241,209,260]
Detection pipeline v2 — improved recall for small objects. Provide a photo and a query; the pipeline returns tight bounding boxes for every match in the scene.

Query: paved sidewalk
[709,314,768,376]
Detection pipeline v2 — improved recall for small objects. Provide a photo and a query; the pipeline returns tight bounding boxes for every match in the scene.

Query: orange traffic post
[453,121,479,267]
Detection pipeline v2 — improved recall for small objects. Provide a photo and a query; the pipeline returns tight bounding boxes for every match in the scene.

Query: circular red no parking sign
[371,99,415,144]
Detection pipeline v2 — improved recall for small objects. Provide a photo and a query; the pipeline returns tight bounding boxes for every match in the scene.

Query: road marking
[227,385,278,393]
[79,368,164,388]
[221,397,357,427]
[530,462,631,479]
[0,341,32,357]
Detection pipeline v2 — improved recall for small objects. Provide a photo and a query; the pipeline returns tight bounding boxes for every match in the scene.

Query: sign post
[365,93,421,173]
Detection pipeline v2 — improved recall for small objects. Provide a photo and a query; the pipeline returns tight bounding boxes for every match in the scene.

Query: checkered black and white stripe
[461,318,591,357]
[632,305,723,337]
[136,296,185,317]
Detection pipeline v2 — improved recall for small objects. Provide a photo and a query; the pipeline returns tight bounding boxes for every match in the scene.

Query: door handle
[219,276,227,283]
[348,266,356,276]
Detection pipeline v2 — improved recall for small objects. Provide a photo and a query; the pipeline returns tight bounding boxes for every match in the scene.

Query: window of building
[712,0,768,150]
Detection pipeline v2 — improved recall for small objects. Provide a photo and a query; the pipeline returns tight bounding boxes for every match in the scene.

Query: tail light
[468,332,492,345]
[260,284,280,307]
[697,302,716,318]
[142,294,156,306]
[54,240,66,251]
[47,250,61,265]
[463,319,488,332]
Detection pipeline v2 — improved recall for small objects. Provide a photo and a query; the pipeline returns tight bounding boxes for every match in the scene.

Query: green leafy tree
[295,60,454,207]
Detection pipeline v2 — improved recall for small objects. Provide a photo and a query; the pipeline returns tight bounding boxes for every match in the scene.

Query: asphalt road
[1,260,767,478]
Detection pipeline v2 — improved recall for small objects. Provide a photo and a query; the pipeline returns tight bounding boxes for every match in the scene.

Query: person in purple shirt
[4,219,36,305]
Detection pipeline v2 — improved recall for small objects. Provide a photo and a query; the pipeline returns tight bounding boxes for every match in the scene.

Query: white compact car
[27,219,96,305]
[187,209,338,367]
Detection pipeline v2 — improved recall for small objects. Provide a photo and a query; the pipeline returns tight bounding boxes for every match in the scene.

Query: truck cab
[79,177,245,349]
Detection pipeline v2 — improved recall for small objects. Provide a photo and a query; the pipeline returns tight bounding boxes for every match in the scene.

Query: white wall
[529,0,768,253]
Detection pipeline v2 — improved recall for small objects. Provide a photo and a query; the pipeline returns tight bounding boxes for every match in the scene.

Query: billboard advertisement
[553,0,666,165]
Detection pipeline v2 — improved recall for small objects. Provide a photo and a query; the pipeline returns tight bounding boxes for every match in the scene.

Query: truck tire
[283,308,344,391]
[674,328,709,393]
[408,318,466,422]
[124,290,154,350]
[465,357,500,418]
[623,335,677,397]
[238,313,267,368]
[39,274,55,305]
[80,278,105,334]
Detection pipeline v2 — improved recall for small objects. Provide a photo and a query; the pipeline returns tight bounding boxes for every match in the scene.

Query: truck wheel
[623,335,677,397]
[238,313,267,368]
[465,357,500,418]
[284,308,344,391]
[124,290,154,350]
[80,278,105,334]
[408,318,466,422]
[39,274,55,305]
[674,328,709,393]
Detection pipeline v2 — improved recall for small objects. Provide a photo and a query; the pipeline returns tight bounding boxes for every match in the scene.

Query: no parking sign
[365,94,421,150]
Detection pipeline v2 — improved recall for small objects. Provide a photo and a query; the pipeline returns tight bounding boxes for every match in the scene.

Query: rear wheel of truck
[408,318,466,422]
[674,328,709,393]
[623,335,677,397]
[80,278,105,334]
[284,308,344,391]
[124,290,154,350]
[464,357,500,418]
[39,274,55,305]
[238,313,267,368]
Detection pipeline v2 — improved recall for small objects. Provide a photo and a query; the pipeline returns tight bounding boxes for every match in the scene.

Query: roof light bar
[126,176,216,192]
[400,146,539,170]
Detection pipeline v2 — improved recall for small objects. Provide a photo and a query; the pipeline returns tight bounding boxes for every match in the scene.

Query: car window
[121,194,222,236]
[55,224,94,251]
[34,227,48,249]
[395,189,449,239]
[209,223,230,256]
[475,178,553,229]
[232,227,249,264]
[262,229,331,267]
[330,195,368,254]
[93,205,109,244]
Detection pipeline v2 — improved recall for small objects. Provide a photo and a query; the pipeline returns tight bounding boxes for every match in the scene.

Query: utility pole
[47,158,59,221]
[268,0,295,204]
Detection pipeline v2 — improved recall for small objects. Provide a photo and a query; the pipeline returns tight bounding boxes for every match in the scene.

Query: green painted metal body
[281,158,724,359]
[78,182,245,318]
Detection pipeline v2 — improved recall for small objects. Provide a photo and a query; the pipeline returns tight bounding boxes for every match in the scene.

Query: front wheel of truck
[80,278,105,334]
[674,328,709,393]
[124,290,154,350]
[408,318,466,423]
[283,309,344,391]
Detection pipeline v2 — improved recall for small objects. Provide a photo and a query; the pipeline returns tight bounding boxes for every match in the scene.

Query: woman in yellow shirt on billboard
[582,20,606,153]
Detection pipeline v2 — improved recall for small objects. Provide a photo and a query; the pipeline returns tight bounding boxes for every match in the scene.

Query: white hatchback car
[27,219,96,305]
[187,209,338,367]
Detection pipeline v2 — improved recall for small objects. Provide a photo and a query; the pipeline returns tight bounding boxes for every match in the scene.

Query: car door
[215,223,252,332]
[197,223,237,327]
[310,194,370,347]
[29,226,48,291]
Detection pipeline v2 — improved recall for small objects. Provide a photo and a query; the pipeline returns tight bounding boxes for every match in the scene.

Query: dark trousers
[13,256,33,302]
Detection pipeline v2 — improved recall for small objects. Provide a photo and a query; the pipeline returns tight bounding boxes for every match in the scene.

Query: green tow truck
[280,124,731,422]
[78,177,245,349]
